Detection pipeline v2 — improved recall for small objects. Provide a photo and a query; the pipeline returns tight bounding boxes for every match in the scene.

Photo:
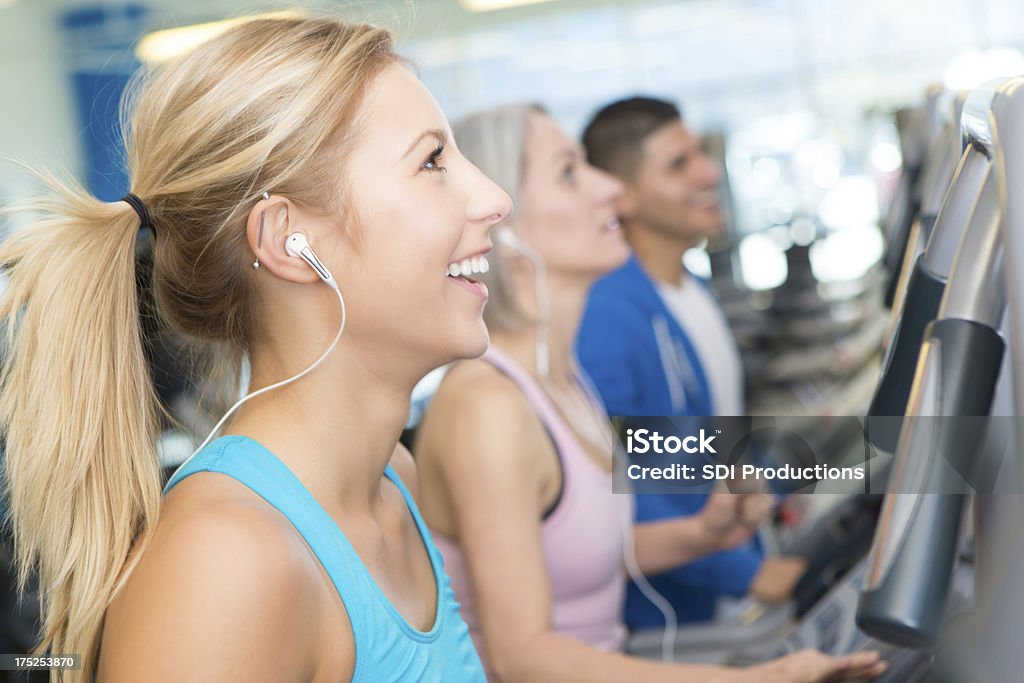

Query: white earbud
[285,233,338,290]
[495,227,525,252]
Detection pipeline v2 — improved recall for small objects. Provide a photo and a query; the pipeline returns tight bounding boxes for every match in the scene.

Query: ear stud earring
[252,191,270,271]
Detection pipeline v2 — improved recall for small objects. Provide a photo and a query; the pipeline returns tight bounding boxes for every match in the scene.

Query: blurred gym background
[6,0,1024,420]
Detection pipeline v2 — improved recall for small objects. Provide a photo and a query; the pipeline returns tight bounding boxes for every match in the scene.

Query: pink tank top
[431,347,628,674]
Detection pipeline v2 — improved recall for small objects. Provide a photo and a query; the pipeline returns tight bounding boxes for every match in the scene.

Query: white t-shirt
[655,275,745,415]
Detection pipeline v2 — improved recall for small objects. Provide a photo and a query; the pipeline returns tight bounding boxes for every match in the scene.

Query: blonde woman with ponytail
[0,16,510,682]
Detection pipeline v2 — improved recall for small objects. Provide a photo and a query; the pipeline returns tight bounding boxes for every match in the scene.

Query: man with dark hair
[577,96,805,628]
[579,96,743,415]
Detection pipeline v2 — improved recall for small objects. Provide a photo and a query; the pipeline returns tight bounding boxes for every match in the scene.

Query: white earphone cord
[504,233,550,378]
[170,285,346,478]
[579,369,679,664]
[511,234,679,663]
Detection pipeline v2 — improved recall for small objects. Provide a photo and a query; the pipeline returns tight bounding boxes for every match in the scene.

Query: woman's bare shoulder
[417,358,553,479]
[98,473,347,682]
[428,358,534,423]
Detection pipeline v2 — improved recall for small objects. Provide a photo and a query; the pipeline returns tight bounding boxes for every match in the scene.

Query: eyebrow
[547,147,579,165]
[402,129,447,160]
[666,141,701,167]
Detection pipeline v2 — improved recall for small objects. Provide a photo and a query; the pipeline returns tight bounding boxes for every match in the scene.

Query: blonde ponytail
[0,174,162,680]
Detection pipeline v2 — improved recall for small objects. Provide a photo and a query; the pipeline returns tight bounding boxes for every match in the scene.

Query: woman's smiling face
[324,63,512,372]
[515,111,629,281]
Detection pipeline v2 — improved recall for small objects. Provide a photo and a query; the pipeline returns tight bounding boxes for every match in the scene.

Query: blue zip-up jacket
[577,255,762,627]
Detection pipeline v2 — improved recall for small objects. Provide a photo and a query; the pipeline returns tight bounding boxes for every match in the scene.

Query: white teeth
[446,254,490,278]
[605,217,621,231]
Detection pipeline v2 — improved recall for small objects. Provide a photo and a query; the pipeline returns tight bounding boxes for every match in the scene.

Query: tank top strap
[480,347,579,456]
[480,347,612,484]
[382,462,444,568]
[163,436,376,646]
[480,347,547,409]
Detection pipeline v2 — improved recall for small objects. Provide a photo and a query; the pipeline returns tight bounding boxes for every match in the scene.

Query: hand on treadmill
[699,490,774,551]
[747,649,887,682]
[749,556,808,603]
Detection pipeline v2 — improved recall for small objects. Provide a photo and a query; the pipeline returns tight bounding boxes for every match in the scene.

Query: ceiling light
[458,0,558,13]
[137,10,303,64]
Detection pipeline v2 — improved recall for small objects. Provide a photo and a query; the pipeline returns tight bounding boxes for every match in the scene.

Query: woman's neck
[489,272,591,384]
[224,338,417,516]
[626,222,689,286]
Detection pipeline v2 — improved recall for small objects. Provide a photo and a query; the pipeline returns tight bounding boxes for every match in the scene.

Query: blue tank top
[163,435,486,682]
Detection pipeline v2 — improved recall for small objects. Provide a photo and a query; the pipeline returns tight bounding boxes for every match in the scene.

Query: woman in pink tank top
[414,104,886,683]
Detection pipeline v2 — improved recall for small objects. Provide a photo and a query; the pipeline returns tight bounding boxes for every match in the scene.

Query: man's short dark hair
[582,96,682,182]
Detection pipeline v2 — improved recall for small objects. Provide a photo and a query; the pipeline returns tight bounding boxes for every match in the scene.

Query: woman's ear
[245,195,321,285]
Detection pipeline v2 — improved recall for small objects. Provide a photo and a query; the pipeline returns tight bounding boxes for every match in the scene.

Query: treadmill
[630,77,1024,682]
[857,75,1024,683]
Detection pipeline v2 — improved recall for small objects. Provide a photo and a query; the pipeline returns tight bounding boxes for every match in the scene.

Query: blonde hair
[452,103,544,331]
[0,16,395,681]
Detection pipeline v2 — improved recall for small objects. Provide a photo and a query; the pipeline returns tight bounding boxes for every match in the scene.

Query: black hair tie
[121,192,154,235]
